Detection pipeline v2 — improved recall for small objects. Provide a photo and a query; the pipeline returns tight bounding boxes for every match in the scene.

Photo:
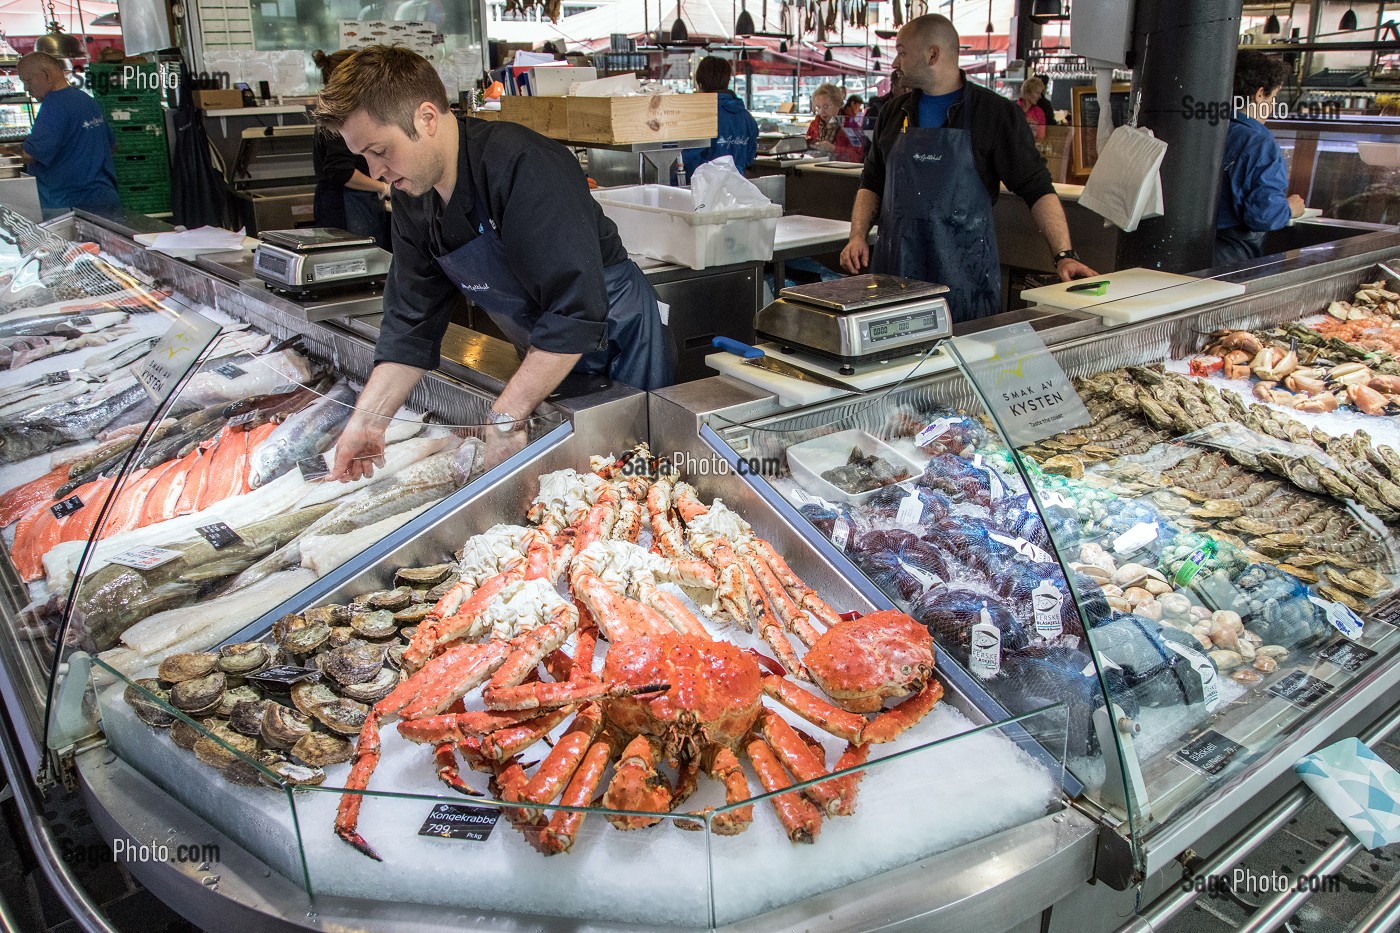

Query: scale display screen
[868,311,937,342]
[257,252,289,277]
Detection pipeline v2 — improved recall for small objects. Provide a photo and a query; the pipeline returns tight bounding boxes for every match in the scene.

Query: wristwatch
[488,410,519,434]
[1052,248,1080,265]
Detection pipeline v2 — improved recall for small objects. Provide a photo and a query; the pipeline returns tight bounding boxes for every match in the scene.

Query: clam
[340,666,399,703]
[228,699,270,737]
[351,609,398,640]
[1208,649,1243,670]
[323,643,385,686]
[1123,586,1153,606]
[1074,563,1112,584]
[169,672,226,715]
[171,718,207,751]
[1158,593,1193,618]
[1143,578,1172,596]
[290,681,338,717]
[311,698,369,735]
[193,722,257,769]
[1230,668,1263,685]
[1137,599,1163,621]
[393,604,433,625]
[365,587,415,612]
[216,685,261,719]
[217,642,271,676]
[396,564,454,588]
[291,733,354,767]
[158,652,218,684]
[281,620,330,656]
[259,755,326,787]
[1253,656,1278,673]
[125,679,176,728]
[305,605,351,627]
[1112,563,1150,587]
[261,702,313,749]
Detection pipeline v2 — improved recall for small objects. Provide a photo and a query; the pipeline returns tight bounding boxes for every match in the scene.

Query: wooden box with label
[499,94,716,145]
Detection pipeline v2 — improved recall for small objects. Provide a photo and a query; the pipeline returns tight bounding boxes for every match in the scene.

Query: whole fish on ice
[247,381,358,487]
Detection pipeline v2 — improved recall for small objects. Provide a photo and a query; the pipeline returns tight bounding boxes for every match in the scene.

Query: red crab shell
[804,610,935,713]
[602,633,763,760]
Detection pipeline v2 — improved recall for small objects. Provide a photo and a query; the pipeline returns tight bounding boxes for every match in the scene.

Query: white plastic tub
[786,429,924,505]
[592,184,781,270]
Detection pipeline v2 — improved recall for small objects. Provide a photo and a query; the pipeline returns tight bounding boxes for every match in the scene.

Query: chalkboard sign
[1071,83,1133,178]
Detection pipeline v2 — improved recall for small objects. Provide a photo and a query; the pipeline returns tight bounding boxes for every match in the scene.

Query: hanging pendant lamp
[1339,3,1358,30]
[735,0,755,36]
[1263,13,1281,34]
[35,0,84,59]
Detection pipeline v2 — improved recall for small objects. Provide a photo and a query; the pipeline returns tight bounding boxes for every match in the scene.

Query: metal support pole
[1234,835,1360,933]
[1116,0,1242,273]
[1351,876,1400,933]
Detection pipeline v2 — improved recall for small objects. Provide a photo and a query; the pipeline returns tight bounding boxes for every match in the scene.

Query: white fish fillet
[298,503,433,576]
[106,568,318,672]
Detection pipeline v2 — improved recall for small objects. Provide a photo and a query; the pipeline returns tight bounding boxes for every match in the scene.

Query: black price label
[50,495,84,519]
[228,412,257,428]
[1174,729,1246,777]
[214,361,246,380]
[70,315,91,327]
[1366,592,1400,627]
[247,666,320,686]
[298,455,329,482]
[272,383,301,395]
[196,522,243,550]
[418,803,500,842]
[1316,640,1377,673]
[42,370,72,385]
[1267,671,1335,710]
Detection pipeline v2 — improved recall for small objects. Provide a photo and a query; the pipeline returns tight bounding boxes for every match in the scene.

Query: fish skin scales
[240,421,279,494]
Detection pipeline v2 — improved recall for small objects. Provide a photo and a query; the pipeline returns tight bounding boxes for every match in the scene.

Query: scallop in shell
[291,732,353,767]
[339,666,399,703]
[395,564,453,588]
[169,672,226,715]
[322,643,385,686]
[158,652,218,684]
[351,609,398,640]
[281,620,330,656]
[218,643,271,676]
[312,697,369,735]
[260,702,313,749]
[125,679,175,728]
[228,699,270,737]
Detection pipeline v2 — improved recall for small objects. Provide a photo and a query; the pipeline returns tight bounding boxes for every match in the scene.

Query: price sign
[214,361,246,380]
[1309,596,1364,641]
[196,522,243,550]
[1267,671,1335,710]
[955,323,1092,448]
[831,516,851,551]
[298,455,330,482]
[108,546,183,570]
[989,532,1054,564]
[247,666,321,687]
[895,489,924,525]
[1316,640,1377,673]
[418,803,501,842]
[228,412,257,428]
[70,315,91,327]
[50,495,84,519]
[271,383,301,395]
[41,370,72,385]
[1174,730,1246,777]
[915,418,951,448]
[1113,522,1160,556]
[1366,592,1400,627]
[138,309,221,402]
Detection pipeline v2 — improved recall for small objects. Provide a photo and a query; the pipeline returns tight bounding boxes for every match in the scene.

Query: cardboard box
[193,89,243,110]
[499,94,717,146]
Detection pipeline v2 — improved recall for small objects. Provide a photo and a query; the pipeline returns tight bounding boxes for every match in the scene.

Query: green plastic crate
[113,152,169,185]
[119,181,171,213]
[101,95,165,123]
[112,122,167,154]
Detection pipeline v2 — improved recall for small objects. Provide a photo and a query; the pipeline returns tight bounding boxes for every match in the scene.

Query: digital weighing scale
[253,228,392,300]
[755,274,953,374]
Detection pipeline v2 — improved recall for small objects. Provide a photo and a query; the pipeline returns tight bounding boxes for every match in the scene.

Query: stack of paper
[135,226,250,258]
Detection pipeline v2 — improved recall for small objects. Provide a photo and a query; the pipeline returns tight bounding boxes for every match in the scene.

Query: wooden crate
[499,96,571,138]
[565,93,716,145]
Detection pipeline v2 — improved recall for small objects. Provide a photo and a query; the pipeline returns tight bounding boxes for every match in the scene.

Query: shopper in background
[680,56,758,180]
[312,50,391,248]
[6,52,119,216]
[863,70,909,142]
[842,95,865,117]
[315,47,673,478]
[1034,73,1056,126]
[1215,50,1306,266]
[1016,76,1047,141]
[841,14,1095,322]
[805,83,864,161]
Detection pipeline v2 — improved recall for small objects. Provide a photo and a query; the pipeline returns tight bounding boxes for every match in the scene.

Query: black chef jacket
[377,116,628,371]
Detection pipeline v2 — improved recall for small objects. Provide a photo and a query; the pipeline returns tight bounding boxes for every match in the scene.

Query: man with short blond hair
[11,52,118,215]
[315,46,673,477]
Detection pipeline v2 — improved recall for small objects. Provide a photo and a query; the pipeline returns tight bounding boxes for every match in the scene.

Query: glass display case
[1269,117,1400,225]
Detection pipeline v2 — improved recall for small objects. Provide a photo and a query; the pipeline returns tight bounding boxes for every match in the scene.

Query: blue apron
[433,167,674,391]
[871,96,1001,324]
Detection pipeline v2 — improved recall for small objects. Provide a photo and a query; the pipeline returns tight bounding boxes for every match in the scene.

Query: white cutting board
[1020,268,1245,324]
[705,338,993,407]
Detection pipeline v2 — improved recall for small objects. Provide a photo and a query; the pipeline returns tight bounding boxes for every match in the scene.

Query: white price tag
[1309,596,1365,641]
[1040,490,1073,510]
[895,489,924,525]
[989,532,1054,564]
[1032,579,1064,638]
[108,546,183,571]
[1164,640,1221,712]
[973,453,984,469]
[915,418,951,448]
[898,558,944,591]
[789,488,840,512]
[831,517,851,551]
[1112,522,1160,556]
[987,469,1007,501]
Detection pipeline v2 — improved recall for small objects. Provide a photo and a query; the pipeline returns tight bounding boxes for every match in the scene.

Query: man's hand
[1288,194,1306,218]
[840,236,870,274]
[1056,257,1098,282]
[329,411,388,482]
[482,424,529,471]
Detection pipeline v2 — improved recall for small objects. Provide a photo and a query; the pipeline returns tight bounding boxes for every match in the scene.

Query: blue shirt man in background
[681,56,758,182]
[13,52,120,216]
[1215,50,1305,266]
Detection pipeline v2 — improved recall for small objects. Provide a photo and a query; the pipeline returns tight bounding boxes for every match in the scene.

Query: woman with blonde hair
[1016,76,1046,140]
[806,82,865,161]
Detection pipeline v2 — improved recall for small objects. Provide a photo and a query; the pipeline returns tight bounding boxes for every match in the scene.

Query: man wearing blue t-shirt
[13,53,120,216]
[840,15,1094,323]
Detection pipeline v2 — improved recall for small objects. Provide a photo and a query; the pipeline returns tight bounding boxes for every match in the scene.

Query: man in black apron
[840,15,1096,324]
[312,47,674,477]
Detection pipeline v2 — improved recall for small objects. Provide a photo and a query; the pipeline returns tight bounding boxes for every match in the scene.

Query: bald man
[11,52,119,216]
[840,15,1095,323]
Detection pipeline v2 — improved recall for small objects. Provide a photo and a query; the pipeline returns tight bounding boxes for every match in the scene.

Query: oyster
[158,652,218,684]
[223,758,265,787]
[291,733,354,767]
[326,626,358,650]
[218,643,271,676]
[193,723,257,769]
[304,605,351,627]
[426,580,454,601]
[290,681,338,717]
[260,702,313,749]
[322,643,385,686]
[216,685,261,719]
[340,666,399,703]
[396,564,454,588]
[386,644,408,670]
[228,699,270,737]
[311,698,369,735]
[281,620,331,656]
[393,604,433,625]
[351,609,398,640]
[364,587,415,612]
[258,753,326,787]
[169,672,226,715]
[171,718,207,751]
[271,613,305,644]
[125,679,175,728]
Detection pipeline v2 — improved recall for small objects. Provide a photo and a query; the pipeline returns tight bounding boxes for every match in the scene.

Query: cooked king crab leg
[760,674,945,746]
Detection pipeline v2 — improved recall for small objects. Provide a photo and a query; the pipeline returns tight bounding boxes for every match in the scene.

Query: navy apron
[871,94,1001,324]
[433,169,674,391]
[343,188,390,250]
[1214,227,1266,267]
